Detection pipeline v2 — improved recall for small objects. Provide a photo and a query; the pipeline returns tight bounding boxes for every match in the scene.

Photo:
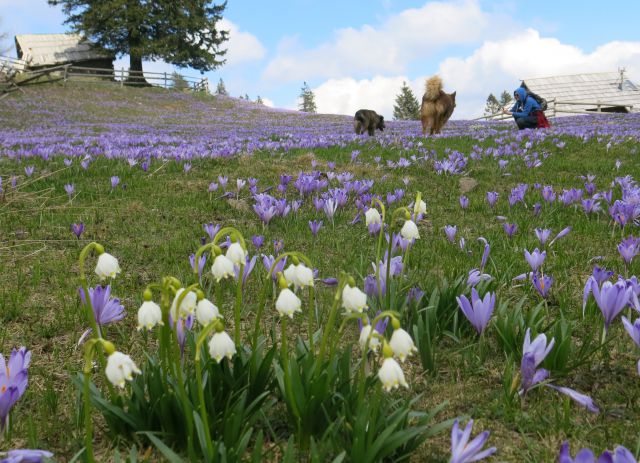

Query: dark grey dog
[354,109,385,136]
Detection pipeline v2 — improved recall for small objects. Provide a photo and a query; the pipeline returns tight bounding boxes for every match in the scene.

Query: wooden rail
[0,57,209,95]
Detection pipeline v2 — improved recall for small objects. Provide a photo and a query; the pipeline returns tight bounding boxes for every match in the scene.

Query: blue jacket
[510,87,541,118]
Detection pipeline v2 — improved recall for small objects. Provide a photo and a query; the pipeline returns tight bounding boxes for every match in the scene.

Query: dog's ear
[451,91,457,100]
[379,115,384,121]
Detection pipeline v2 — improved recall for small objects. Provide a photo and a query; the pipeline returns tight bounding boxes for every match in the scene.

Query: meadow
[0,83,639,462]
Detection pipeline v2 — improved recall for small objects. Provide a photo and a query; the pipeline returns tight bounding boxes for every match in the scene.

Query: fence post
[164,72,167,89]
[63,64,69,85]
[120,67,124,87]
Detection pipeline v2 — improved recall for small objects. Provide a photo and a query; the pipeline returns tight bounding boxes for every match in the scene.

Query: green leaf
[140,431,185,463]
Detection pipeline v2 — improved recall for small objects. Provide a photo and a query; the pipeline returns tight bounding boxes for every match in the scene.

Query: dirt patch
[459,177,478,193]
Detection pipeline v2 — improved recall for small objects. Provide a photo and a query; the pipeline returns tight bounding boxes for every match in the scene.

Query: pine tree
[298,81,317,113]
[499,90,513,109]
[483,93,501,115]
[48,0,229,85]
[256,95,263,105]
[171,72,189,90]
[0,19,11,55]
[392,81,420,120]
[215,78,228,95]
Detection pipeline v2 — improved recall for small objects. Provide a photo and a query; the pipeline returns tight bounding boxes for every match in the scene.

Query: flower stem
[234,264,244,345]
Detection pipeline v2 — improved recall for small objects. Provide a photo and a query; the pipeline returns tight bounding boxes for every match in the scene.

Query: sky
[2,0,640,119]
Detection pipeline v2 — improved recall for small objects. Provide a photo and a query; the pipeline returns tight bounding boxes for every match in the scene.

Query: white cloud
[437,29,640,118]
[263,0,510,82]
[219,18,266,67]
[302,76,424,119]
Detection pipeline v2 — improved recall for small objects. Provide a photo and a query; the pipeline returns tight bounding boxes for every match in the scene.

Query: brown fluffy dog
[420,76,456,136]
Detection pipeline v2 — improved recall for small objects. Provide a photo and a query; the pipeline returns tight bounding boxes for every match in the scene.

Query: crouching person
[502,87,550,130]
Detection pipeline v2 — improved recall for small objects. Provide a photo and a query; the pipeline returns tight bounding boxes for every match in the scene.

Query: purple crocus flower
[234,255,258,286]
[0,347,31,430]
[524,248,546,272]
[559,441,635,463]
[546,385,599,413]
[503,222,517,238]
[467,269,491,287]
[444,225,457,243]
[459,195,469,209]
[532,272,553,299]
[273,239,284,254]
[71,222,85,239]
[64,158,73,167]
[262,254,286,280]
[189,253,207,278]
[141,160,149,172]
[535,228,552,246]
[0,448,54,462]
[593,266,614,284]
[320,277,338,286]
[406,286,425,304]
[618,236,639,265]
[309,220,323,237]
[203,223,221,242]
[77,286,126,343]
[532,202,542,216]
[169,314,194,356]
[449,419,496,463]
[621,316,640,374]
[520,328,554,394]
[251,235,264,249]
[208,182,218,192]
[218,175,228,189]
[486,191,498,208]
[478,237,490,272]
[64,183,75,198]
[591,280,632,330]
[549,226,572,246]
[110,176,120,189]
[456,288,495,335]
[24,166,35,177]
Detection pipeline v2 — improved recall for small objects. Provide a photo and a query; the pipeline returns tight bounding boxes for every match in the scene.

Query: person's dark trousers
[514,115,538,130]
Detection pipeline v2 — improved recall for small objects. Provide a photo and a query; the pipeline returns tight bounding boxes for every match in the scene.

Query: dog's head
[377,115,385,131]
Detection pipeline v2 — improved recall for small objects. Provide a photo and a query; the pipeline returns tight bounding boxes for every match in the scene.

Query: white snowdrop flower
[275,288,302,318]
[400,220,420,240]
[378,357,408,392]
[195,298,220,326]
[365,208,382,226]
[208,331,236,363]
[170,288,197,320]
[137,300,163,331]
[359,325,380,352]
[211,254,235,282]
[294,264,314,288]
[389,328,417,362]
[225,242,247,266]
[342,285,368,313]
[415,199,427,215]
[283,264,299,287]
[105,351,141,388]
[95,253,121,280]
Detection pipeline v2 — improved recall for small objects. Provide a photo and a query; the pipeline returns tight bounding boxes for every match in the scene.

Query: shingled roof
[521,71,640,114]
[14,33,114,68]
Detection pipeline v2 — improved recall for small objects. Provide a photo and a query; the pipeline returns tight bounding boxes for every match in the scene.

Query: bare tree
[0,18,13,55]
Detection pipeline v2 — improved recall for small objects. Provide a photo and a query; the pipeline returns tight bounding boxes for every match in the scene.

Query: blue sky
[2,0,640,118]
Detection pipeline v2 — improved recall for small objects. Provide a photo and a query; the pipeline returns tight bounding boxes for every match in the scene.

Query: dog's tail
[424,75,443,101]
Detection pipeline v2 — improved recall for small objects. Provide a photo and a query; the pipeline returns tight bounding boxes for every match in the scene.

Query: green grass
[0,84,639,461]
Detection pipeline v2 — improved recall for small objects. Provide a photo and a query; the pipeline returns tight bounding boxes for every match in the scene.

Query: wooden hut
[521,70,640,115]
[14,33,114,71]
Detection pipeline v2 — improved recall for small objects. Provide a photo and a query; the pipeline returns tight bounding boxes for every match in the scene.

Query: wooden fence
[475,98,635,120]
[0,57,209,97]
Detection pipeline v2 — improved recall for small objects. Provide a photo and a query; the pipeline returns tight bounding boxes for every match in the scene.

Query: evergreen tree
[48,0,229,84]
[171,72,189,90]
[244,93,250,101]
[499,90,513,109]
[256,95,263,105]
[392,81,420,120]
[0,19,11,55]
[483,93,501,115]
[298,81,317,113]
[215,78,228,95]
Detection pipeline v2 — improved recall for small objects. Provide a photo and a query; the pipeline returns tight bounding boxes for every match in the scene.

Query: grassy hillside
[0,82,639,461]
